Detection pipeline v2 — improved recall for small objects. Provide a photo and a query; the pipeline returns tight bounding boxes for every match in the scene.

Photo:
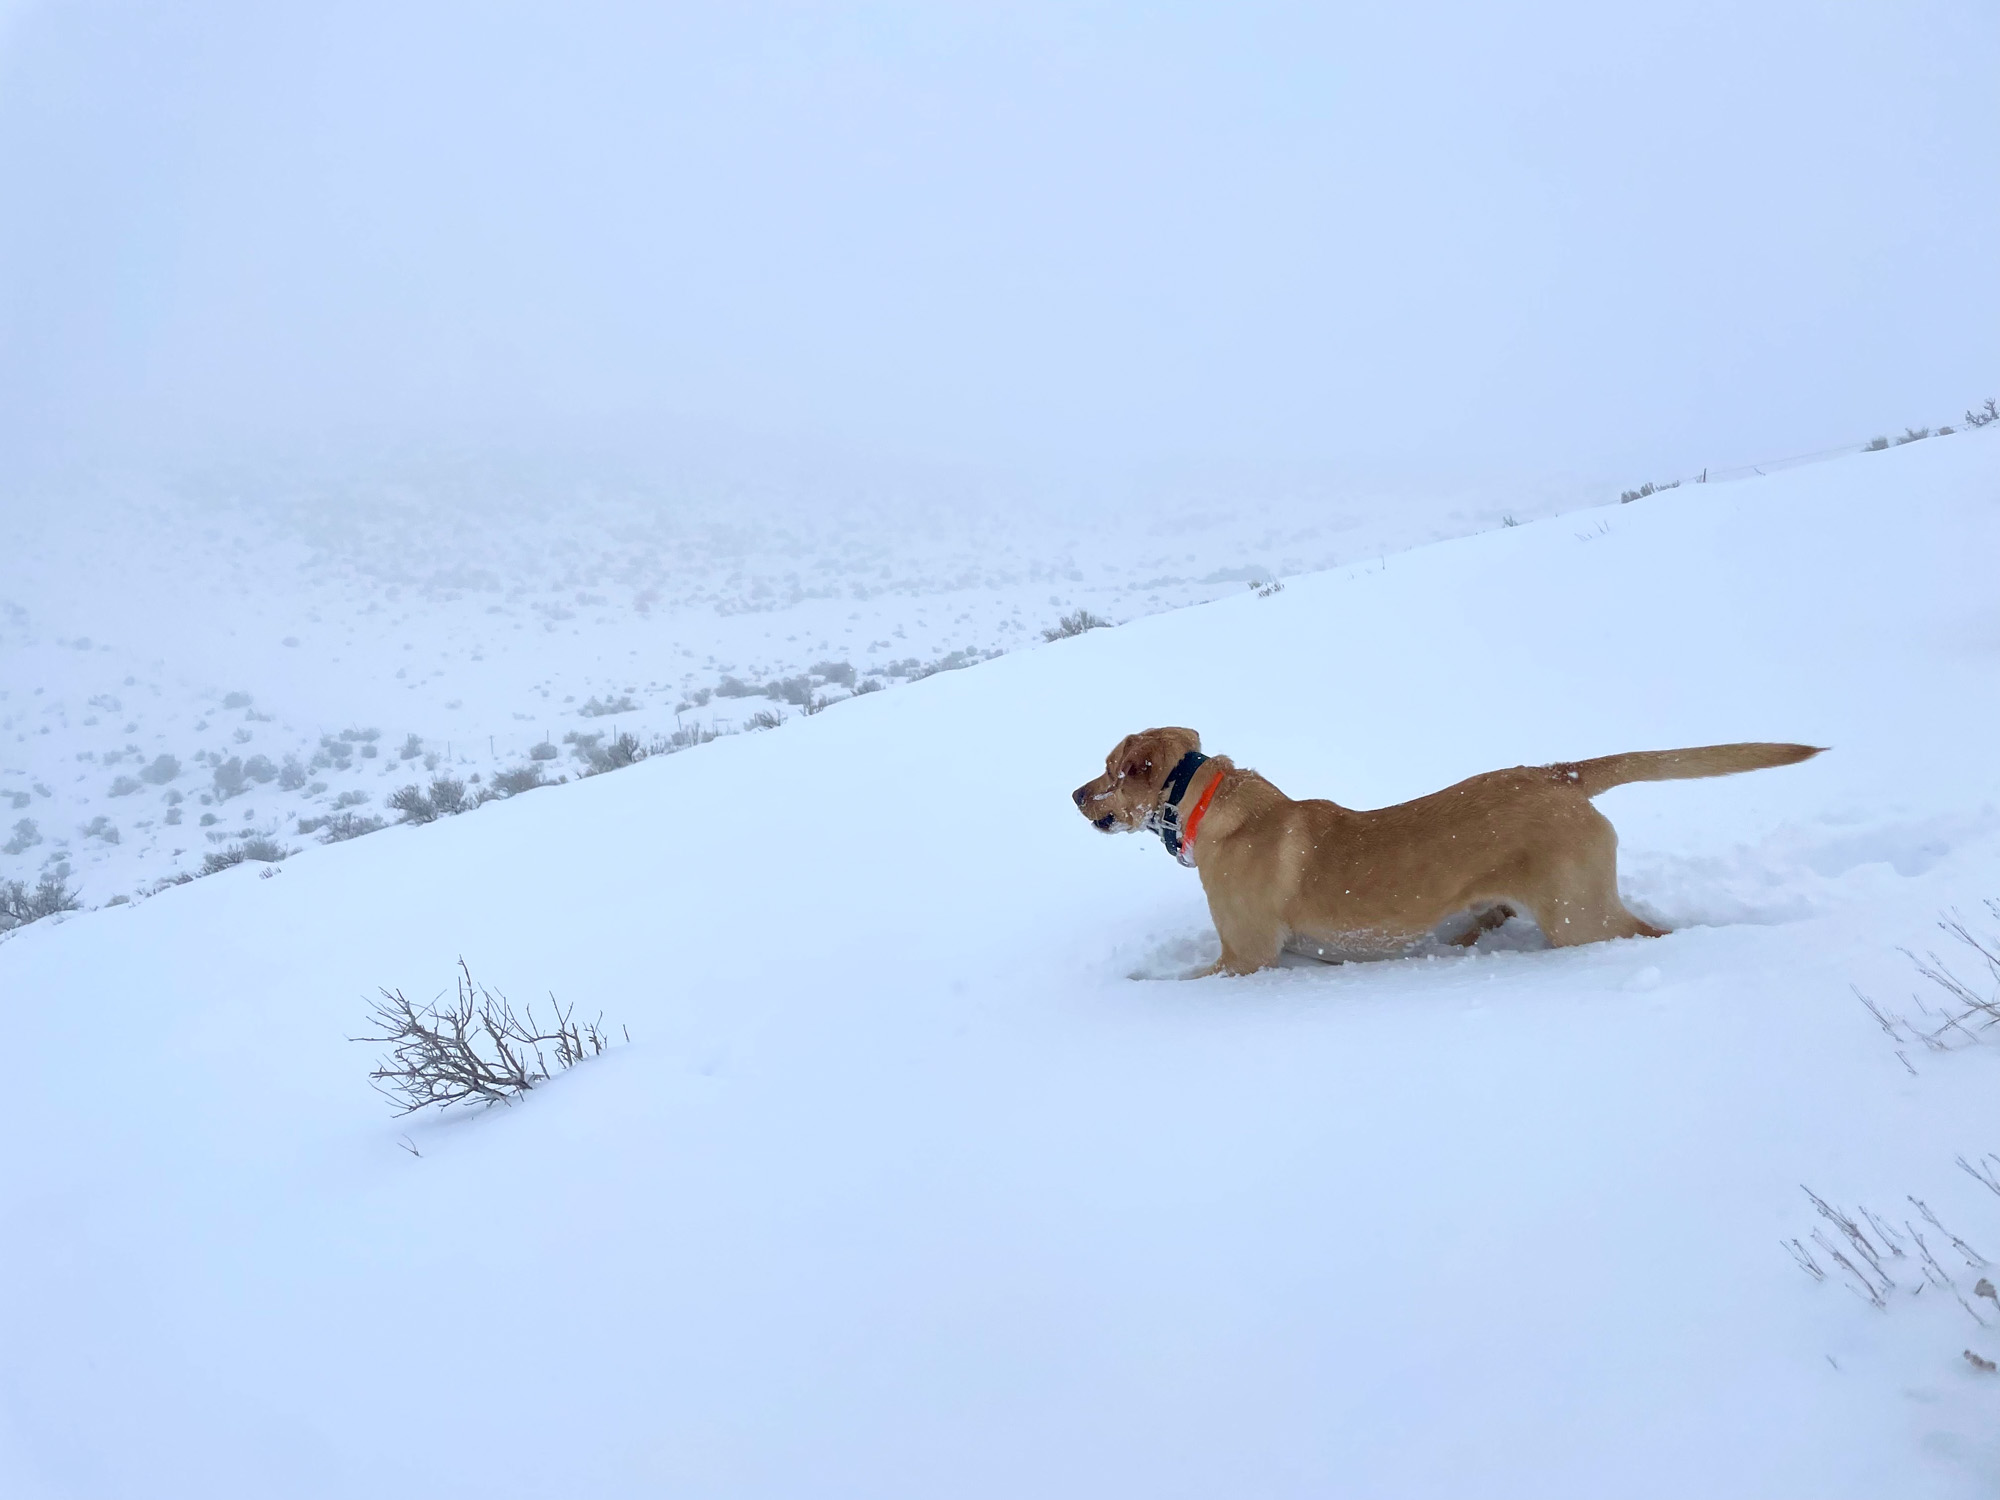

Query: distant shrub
[359,742,379,758]
[715,676,762,698]
[853,679,884,695]
[485,764,548,798]
[571,732,645,774]
[339,727,381,743]
[213,757,248,799]
[389,778,467,824]
[333,790,370,809]
[139,754,180,785]
[4,818,42,855]
[1043,610,1111,641]
[200,838,290,876]
[109,775,142,797]
[528,741,559,761]
[389,785,439,824]
[744,709,785,731]
[278,757,307,790]
[1865,436,1890,451]
[399,733,423,760]
[907,648,998,680]
[661,721,727,752]
[579,695,637,717]
[1967,399,1998,429]
[82,816,119,844]
[0,874,80,931]
[320,812,386,842]
[243,754,278,784]
[222,691,253,709]
[812,660,857,687]
[1619,479,1680,504]
[1894,427,1932,446]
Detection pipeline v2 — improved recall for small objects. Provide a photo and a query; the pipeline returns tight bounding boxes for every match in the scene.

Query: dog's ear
[1119,727,1200,784]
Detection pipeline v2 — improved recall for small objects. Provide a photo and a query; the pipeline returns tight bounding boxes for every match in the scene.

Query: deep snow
[2,432,1998,1496]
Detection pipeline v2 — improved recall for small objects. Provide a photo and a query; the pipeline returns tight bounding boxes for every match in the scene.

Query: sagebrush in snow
[0,874,80,931]
[1854,900,2000,1053]
[201,838,290,875]
[354,959,624,1114]
[1042,609,1111,641]
[389,778,468,824]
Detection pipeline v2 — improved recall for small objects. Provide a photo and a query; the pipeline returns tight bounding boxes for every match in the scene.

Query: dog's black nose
[1072,785,1089,808]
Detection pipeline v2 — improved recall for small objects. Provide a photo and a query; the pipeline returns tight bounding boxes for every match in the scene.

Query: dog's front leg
[1189,913,1286,978]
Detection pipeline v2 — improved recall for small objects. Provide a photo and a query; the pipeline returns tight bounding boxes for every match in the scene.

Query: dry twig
[352,958,622,1114]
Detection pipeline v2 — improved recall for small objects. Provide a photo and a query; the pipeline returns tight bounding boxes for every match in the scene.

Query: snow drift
[3,433,1999,1497]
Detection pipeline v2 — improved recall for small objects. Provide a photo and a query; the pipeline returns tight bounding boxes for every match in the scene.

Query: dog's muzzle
[1074,782,1118,831]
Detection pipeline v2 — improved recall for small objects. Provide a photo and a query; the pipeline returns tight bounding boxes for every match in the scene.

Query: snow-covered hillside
[0,458,1585,903]
[3,432,1998,1497]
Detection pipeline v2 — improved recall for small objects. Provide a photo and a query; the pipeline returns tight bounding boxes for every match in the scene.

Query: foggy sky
[2,0,1995,497]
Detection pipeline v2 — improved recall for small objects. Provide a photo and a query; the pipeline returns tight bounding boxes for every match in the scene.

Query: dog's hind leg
[1516,809,1667,947]
[1445,902,1516,947]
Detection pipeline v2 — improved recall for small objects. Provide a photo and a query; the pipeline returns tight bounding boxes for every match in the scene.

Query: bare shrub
[109,775,142,797]
[906,648,997,679]
[1855,900,2000,1053]
[1967,399,1998,429]
[353,959,624,1114]
[389,785,440,824]
[483,764,548,799]
[212,757,248,799]
[243,754,278,784]
[389,777,468,823]
[399,733,423,761]
[1043,610,1111,641]
[1865,435,1890,451]
[812,660,857,687]
[715,675,762,698]
[277,757,307,790]
[201,838,291,875]
[1618,479,1681,503]
[579,695,636,717]
[0,874,81,931]
[140,754,181,785]
[318,812,385,842]
[744,708,785,731]
[528,741,559,761]
[1894,427,1932,445]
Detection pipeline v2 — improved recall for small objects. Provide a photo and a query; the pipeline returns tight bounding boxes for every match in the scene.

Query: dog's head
[1071,727,1202,832]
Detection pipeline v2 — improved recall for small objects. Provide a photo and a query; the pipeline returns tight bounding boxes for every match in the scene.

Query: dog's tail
[1554,742,1825,798]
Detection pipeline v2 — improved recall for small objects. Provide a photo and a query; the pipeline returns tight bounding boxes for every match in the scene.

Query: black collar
[1150,750,1209,859]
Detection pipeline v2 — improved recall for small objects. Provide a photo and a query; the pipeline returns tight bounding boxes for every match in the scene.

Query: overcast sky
[1,0,1994,498]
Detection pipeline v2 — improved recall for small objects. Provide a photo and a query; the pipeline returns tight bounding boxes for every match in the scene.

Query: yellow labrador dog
[1072,728,1822,976]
